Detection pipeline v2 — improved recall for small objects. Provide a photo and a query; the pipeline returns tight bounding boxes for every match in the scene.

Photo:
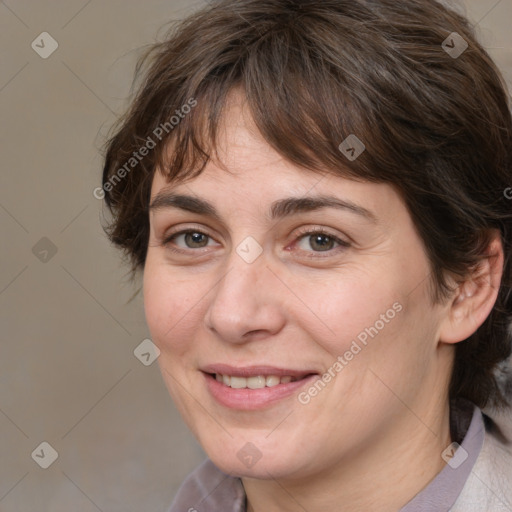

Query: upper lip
[201,364,318,378]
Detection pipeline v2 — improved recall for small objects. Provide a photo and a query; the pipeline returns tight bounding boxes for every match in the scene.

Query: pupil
[187,232,206,247]
[311,234,332,251]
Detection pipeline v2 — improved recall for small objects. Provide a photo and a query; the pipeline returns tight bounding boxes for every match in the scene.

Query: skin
[143,89,503,512]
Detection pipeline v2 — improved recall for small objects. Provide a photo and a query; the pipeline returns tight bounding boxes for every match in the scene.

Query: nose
[203,247,287,344]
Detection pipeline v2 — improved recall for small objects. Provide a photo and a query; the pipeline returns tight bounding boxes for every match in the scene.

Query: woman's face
[143,90,452,481]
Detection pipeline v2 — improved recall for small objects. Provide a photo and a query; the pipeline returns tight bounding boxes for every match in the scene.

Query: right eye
[162,229,220,253]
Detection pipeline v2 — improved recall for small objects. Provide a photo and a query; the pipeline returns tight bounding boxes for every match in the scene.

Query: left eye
[296,231,347,252]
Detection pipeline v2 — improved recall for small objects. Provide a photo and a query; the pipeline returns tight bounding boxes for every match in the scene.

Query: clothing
[168,400,512,511]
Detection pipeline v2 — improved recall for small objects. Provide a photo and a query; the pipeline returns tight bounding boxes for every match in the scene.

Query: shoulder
[168,458,246,512]
[450,411,512,512]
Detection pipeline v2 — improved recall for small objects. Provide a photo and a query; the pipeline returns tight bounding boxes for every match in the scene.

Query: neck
[243,400,452,512]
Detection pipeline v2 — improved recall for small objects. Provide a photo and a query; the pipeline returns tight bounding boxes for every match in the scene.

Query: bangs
[145,11,388,189]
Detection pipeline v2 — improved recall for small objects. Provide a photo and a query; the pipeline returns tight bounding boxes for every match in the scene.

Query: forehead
[151,89,315,190]
[149,88,404,222]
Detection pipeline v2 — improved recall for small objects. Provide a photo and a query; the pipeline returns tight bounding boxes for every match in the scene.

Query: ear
[438,231,504,344]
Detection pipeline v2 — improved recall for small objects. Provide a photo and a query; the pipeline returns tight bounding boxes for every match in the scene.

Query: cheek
[143,261,206,355]
[296,262,435,394]
[295,270,403,354]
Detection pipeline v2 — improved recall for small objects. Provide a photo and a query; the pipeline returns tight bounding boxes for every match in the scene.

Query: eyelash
[161,225,351,257]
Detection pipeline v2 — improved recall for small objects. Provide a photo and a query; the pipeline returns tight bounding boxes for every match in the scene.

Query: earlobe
[439,234,504,345]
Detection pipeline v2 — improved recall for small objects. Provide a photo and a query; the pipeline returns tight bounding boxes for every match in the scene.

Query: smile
[201,365,318,410]
[213,374,298,389]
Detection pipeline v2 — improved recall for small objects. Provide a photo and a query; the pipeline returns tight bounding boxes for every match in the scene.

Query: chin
[211,454,295,480]
[202,437,310,481]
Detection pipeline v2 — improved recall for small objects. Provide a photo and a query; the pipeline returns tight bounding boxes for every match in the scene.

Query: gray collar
[399,399,484,511]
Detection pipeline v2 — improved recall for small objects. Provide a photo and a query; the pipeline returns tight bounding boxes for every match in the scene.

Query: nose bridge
[204,243,285,342]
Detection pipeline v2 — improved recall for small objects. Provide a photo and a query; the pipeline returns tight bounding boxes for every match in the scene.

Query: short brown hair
[101,0,512,409]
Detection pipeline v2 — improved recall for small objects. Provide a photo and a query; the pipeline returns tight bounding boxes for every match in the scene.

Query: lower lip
[203,372,318,410]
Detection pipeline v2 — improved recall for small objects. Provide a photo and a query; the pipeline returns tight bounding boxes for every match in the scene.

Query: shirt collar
[399,399,485,511]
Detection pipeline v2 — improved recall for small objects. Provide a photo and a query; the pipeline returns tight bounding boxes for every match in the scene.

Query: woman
[101,0,512,510]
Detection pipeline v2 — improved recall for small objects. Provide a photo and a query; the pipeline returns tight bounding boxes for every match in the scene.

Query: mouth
[200,364,319,410]
[208,373,312,389]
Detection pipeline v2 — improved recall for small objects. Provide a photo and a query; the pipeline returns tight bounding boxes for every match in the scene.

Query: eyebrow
[148,192,377,223]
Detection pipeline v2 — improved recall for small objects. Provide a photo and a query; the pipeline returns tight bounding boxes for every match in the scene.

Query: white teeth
[214,374,298,388]
[247,376,266,389]
[265,375,281,387]
[230,376,246,389]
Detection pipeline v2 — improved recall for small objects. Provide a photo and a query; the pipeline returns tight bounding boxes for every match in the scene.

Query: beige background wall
[1,1,511,510]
